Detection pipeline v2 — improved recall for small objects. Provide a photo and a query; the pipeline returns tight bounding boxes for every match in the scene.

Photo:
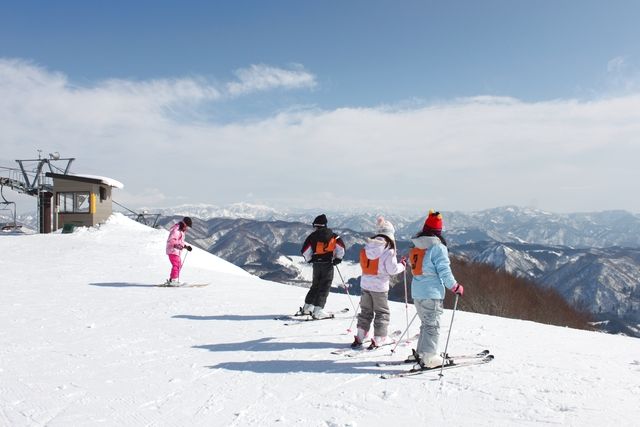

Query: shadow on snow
[206,359,396,375]
[194,337,412,375]
[89,282,158,288]
[193,337,342,352]
[173,314,281,321]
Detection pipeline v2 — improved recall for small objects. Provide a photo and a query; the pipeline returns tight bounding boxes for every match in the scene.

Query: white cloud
[607,56,627,73]
[116,188,168,207]
[1,58,639,214]
[226,64,316,96]
[605,55,640,93]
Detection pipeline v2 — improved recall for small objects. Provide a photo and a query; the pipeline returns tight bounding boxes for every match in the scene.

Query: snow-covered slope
[2,214,639,426]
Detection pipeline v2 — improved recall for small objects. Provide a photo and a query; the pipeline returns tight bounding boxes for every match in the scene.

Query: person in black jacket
[299,214,346,319]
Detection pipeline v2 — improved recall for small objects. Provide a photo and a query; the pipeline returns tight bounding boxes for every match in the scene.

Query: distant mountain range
[442,207,640,248]
[454,241,640,336]
[153,203,640,248]
[150,203,419,237]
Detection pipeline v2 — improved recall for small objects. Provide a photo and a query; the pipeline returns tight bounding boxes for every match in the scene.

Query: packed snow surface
[2,214,639,426]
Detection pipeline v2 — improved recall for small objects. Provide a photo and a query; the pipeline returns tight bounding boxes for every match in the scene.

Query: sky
[1,0,640,214]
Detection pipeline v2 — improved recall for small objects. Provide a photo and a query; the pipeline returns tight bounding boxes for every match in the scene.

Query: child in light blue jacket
[409,210,464,369]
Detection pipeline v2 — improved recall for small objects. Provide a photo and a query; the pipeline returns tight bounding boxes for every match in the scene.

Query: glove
[332,258,342,265]
[185,245,193,252]
[451,282,464,296]
[399,256,407,266]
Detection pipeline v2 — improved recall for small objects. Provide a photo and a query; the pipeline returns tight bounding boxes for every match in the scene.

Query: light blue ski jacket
[410,235,457,301]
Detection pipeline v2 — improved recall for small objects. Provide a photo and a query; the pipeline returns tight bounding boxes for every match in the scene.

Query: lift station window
[76,193,90,212]
[58,192,90,213]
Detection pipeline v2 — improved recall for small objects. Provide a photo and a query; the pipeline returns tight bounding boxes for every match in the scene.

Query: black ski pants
[304,262,334,308]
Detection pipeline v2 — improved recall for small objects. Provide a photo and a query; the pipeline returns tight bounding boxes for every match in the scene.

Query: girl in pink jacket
[165,217,193,286]
[353,217,406,349]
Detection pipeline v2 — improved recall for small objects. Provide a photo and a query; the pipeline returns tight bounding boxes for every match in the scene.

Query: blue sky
[3,1,638,104]
[1,1,640,213]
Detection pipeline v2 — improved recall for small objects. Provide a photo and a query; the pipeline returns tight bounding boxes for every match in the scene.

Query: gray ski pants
[357,290,390,337]
[414,298,444,357]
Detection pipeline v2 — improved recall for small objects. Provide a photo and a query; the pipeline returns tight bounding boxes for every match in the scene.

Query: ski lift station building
[44,173,124,231]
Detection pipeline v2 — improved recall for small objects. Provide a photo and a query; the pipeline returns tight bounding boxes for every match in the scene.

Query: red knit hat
[422,209,443,233]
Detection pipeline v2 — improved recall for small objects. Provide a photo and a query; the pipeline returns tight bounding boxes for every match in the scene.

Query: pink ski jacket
[166,222,186,256]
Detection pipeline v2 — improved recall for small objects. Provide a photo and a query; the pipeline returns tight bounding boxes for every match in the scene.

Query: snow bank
[1,214,639,426]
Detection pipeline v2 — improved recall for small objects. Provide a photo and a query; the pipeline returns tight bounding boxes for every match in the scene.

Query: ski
[443,349,490,360]
[275,307,349,322]
[283,314,336,325]
[380,354,494,379]
[333,331,417,357]
[273,313,307,321]
[343,335,409,357]
[331,330,403,355]
[330,344,365,355]
[280,308,350,325]
[157,282,209,288]
[376,349,490,367]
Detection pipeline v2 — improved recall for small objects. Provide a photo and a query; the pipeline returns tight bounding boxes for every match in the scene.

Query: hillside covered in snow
[2,214,639,426]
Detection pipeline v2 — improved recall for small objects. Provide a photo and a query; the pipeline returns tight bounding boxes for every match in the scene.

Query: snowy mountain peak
[149,202,281,221]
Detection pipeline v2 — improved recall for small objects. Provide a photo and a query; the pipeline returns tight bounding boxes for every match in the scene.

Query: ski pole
[179,250,189,282]
[335,265,358,315]
[345,295,361,333]
[390,311,419,354]
[335,265,359,332]
[438,293,459,379]
[403,265,410,337]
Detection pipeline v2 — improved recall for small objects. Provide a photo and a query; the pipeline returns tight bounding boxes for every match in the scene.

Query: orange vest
[359,248,379,275]
[315,237,337,255]
[409,247,427,276]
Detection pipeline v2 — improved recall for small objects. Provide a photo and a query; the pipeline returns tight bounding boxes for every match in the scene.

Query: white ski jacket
[359,237,405,293]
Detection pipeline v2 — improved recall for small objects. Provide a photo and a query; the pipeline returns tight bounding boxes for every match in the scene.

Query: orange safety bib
[359,248,379,275]
[315,237,337,255]
[409,247,427,276]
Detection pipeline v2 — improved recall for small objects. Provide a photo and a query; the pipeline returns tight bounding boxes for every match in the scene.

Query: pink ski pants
[168,254,182,280]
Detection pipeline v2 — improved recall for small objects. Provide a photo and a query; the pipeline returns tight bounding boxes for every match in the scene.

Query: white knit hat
[376,216,395,241]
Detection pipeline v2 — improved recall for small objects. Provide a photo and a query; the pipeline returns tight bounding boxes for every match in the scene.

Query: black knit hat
[312,214,328,227]
[183,217,193,227]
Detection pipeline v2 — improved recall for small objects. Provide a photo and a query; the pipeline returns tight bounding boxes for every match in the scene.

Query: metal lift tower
[0,151,75,233]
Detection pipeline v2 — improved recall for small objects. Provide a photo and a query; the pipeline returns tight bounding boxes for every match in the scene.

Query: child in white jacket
[353,217,406,349]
